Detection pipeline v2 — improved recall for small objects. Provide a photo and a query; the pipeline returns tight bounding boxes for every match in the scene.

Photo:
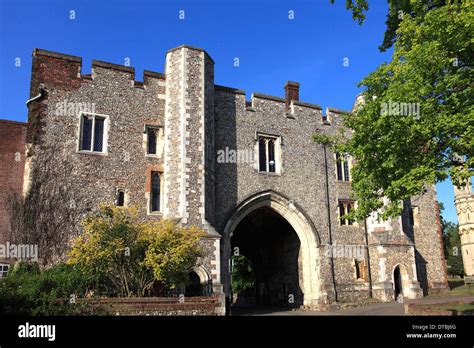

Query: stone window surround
[115,187,129,207]
[144,124,164,158]
[76,111,110,156]
[353,259,367,281]
[145,164,164,215]
[255,132,282,176]
[338,199,358,227]
[334,152,352,182]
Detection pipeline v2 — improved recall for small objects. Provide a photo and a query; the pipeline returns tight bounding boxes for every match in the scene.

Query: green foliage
[442,221,464,277]
[312,133,337,148]
[330,0,369,24]
[8,260,40,277]
[326,1,473,220]
[446,255,465,277]
[331,0,448,51]
[142,220,205,289]
[0,262,98,315]
[68,205,156,296]
[231,255,255,294]
[69,205,205,296]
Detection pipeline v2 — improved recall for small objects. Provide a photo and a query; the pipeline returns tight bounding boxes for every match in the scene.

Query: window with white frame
[0,264,9,279]
[79,113,107,152]
[258,134,280,173]
[339,200,355,225]
[336,152,350,181]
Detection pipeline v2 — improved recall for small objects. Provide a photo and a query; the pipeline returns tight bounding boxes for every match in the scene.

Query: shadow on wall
[214,89,238,307]
[415,250,428,295]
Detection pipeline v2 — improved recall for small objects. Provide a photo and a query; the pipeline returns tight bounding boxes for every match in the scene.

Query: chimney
[285,81,299,108]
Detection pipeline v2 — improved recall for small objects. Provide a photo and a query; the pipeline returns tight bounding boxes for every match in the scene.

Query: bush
[8,261,40,277]
[446,255,465,278]
[0,262,103,315]
[69,205,205,296]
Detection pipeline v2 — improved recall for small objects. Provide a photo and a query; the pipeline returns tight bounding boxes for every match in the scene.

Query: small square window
[0,264,9,279]
[116,190,125,207]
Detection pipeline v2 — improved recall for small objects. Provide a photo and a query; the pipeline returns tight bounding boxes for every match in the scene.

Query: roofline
[0,119,27,126]
[167,45,215,64]
[33,48,82,63]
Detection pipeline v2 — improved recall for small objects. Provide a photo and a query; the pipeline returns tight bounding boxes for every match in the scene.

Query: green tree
[141,220,205,289]
[331,0,448,51]
[68,205,205,296]
[231,255,255,294]
[320,0,473,220]
[442,221,464,276]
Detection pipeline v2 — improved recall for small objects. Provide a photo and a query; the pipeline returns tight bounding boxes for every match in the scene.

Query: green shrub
[8,260,40,277]
[231,255,255,294]
[0,262,105,315]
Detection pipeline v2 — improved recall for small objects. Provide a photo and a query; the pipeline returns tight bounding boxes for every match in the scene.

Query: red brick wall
[76,296,221,316]
[0,120,26,247]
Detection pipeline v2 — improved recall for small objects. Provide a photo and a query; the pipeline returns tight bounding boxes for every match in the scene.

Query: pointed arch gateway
[222,190,322,309]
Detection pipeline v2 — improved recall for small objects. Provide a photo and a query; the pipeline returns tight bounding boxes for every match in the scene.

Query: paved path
[232,302,405,316]
[232,295,474,316]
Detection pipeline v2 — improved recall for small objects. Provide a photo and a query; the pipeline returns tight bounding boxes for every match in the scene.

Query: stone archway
[186,266,212,296]
[222,190,322,309]
[392,264,410,300]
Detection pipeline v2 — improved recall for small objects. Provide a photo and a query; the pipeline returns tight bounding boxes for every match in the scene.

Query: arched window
[258,134,280,173]
[336,152,350,181]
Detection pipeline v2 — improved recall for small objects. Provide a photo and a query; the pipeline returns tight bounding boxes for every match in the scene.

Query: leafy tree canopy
[320,1,473,220]
[331,0,450,51]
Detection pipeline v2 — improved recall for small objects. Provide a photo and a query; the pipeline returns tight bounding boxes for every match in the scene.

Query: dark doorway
[394,266,403,298]
[185,271,202,296]
[231,207,303,308]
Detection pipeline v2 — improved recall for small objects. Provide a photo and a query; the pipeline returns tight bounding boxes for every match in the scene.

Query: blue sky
[0,0,460,222]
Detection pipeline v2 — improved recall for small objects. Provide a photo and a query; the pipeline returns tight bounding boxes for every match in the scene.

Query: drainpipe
[26,84,45,107]
[323,144,338,302]
[364,217,373,298]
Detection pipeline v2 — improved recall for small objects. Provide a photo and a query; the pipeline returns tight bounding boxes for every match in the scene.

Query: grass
[439,303,474,312]
[418,303,474,315]
[425,279,474,298]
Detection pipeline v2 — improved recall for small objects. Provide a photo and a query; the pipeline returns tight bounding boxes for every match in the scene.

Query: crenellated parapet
[32,49,166,93]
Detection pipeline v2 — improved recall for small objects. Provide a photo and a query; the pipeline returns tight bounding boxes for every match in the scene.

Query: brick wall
[77,296,221,316]
[0,120,26,250]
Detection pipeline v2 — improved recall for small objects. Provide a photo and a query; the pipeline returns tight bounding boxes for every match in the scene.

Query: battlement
[214,83,348,126]
[32,48,166,92]
[32,47,352,124]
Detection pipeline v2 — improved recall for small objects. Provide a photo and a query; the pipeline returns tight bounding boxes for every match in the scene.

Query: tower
[162,45,217,231]
[454,178,474,276]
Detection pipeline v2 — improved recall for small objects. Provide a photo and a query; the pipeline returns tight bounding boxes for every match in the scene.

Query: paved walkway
[232,302,405,316]
[232,295,474,316]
